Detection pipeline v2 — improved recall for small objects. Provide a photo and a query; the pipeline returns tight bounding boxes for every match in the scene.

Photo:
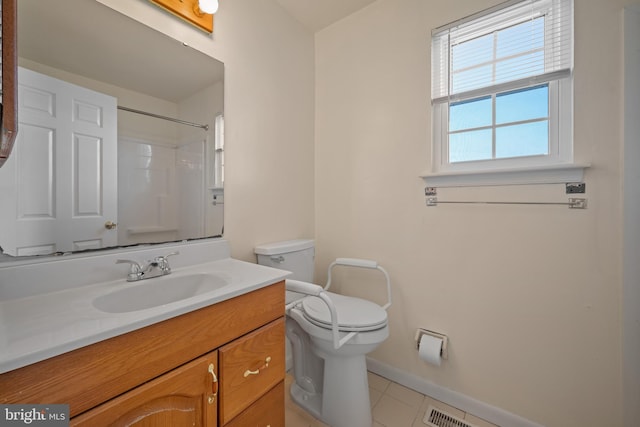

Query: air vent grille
[423,405,477,427]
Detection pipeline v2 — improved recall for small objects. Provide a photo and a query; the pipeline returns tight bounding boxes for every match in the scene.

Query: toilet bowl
[255,240,391,427]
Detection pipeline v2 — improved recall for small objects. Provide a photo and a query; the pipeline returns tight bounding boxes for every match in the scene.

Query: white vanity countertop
[0,240,290,374]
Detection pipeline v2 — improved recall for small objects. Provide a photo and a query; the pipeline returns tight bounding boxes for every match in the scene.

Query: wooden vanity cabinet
[71,351,219,426]
[0,281,286,427]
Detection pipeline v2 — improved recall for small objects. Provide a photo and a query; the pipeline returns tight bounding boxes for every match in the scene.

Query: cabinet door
[71,351,218,427]
[225,381,284,427]
[219,318,285,425]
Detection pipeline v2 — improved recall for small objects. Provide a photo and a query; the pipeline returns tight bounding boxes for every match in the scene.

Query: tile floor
[284,372,500,427]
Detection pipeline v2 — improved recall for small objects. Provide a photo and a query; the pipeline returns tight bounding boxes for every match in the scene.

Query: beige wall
[315,0,626,426]
[99,0,316,262]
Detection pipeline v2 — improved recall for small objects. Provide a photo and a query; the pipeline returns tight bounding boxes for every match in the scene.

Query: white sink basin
[93,273,230,313]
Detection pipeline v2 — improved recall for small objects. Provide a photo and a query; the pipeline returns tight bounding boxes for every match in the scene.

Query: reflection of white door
[0,68,117,256]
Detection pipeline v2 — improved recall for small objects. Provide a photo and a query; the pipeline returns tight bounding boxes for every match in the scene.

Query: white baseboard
[366,357,546,427]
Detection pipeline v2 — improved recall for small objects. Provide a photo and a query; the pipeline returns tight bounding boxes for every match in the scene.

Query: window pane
[449,96,492,131]
[449,129,493,162]
[496,85,548,124]
[496,18,544,58]
[496,121,549,158]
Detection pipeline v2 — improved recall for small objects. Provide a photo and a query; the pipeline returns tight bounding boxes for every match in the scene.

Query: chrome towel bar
[426,197,587,209]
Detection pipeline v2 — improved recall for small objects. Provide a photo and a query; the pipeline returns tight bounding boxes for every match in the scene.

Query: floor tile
[385,382,425,409]
[370,387,384,408]
[372,394,420,427]
[285,406,314,427]
[368,371,391,392]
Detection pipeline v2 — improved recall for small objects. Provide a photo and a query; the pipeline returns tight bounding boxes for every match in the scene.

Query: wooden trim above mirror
[149,0,214,33]
[0,0,18,168]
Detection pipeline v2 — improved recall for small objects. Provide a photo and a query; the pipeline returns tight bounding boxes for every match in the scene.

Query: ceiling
[274,0,378,32]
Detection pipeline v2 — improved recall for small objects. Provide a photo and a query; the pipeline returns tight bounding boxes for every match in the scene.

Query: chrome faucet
[116,251,179,282]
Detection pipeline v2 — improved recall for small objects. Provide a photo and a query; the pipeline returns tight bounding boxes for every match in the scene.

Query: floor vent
[423,405,477,427]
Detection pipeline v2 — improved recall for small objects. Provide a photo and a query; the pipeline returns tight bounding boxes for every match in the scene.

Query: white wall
[315,0,628,426]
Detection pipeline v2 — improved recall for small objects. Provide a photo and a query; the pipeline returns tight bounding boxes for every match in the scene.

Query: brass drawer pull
[243,356,272,378]
[208,363,218,404]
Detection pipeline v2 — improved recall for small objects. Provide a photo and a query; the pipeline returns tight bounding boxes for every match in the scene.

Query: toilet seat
[301,292,388,332]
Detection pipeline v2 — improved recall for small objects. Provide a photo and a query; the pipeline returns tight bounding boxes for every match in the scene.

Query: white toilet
[255,239,391,427]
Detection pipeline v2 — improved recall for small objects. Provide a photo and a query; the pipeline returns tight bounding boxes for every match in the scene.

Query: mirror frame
[0,0,17,168]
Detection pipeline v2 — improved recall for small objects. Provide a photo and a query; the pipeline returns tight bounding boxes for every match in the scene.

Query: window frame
[429,0,575,181]
[433,77,572,173]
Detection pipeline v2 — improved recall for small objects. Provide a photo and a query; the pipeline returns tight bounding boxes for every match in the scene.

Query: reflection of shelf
[127,226,178,235]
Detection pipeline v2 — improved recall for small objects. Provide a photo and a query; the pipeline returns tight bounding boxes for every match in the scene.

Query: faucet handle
[154,251,180,273]
[116,259,143,281]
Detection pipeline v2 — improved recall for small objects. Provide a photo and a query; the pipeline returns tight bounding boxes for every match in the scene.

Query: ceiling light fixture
[198,0,219,14]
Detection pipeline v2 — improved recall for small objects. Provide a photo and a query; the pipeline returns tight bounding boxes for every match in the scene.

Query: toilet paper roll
[418,334,443,366]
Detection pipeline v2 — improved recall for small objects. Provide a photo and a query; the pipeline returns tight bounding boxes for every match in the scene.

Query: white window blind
[432,0,573,104]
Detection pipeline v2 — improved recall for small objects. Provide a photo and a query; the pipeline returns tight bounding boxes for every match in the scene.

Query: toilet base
[290,382,323,420]
[290,352,373,427]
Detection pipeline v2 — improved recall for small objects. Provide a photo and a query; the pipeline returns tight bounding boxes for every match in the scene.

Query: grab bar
[326,259,392,310]
[285,279,352,350]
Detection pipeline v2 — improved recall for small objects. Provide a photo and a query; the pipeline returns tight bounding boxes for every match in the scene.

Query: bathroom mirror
[0,0,224,258]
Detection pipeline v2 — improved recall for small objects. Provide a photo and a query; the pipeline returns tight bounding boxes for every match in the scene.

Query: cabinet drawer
[219,318,285,425]
[225,381,284,427]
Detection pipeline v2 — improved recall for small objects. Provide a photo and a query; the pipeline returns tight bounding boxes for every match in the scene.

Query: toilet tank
[254,239,315,282]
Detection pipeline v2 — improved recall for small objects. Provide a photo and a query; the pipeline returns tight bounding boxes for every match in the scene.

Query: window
[431,0,573,176]
[210,113,224,189]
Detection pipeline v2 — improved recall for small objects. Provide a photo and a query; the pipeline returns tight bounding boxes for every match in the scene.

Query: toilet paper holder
[415,328,448,359]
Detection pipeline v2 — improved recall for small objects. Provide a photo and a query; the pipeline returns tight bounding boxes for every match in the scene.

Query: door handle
[208,363,218,404]
[104,221,117,230]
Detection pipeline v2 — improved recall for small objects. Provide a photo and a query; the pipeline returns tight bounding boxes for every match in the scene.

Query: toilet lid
[301,292,388,332]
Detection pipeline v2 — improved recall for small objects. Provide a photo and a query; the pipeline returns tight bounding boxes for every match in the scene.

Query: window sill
[420,163,590,187]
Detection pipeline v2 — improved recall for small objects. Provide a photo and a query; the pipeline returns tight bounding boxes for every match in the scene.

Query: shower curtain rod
[118,105,209,131]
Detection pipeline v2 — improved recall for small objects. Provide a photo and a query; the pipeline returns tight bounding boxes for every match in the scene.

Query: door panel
[0,67,117,255]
